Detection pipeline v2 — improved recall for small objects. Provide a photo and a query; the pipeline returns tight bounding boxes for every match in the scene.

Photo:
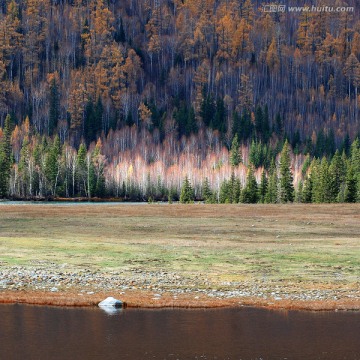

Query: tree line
[1,114,360,203]
[180,138,360,204]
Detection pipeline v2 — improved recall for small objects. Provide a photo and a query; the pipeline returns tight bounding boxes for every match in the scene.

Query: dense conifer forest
[0,0,359,202]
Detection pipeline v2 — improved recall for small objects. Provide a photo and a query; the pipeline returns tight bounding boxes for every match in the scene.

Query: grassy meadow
[0,203,359,291]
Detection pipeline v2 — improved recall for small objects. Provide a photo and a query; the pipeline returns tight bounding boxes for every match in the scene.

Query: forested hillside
[0,0,360,202]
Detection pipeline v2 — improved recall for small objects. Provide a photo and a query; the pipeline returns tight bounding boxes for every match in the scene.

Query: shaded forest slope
[0,0,359,145]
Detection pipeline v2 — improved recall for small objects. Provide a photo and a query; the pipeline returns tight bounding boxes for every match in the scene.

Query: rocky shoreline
[1,264,360,311]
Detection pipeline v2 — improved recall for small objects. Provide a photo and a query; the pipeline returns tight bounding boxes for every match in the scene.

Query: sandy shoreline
[1,289,360,311]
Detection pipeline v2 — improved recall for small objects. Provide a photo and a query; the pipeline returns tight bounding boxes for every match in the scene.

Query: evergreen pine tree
[291,130,301,154]
[19,137,30,197]
[321,157,331,203]
[279,140,294,202]
[233,178,242,203]
[84,100,95,142]
[249,140,258,167]
[340,134,351,156]
[156,175,164,199]
[229,134,242,167]
[344,164,357,203]
[202,177,215,203]
[239,111,253,141]
[200,92,215,128]
[219,179,230,203]
[241,167,259,203]
[312,157,331,203]
[315,129,326,158]
[309,158,320,203]
[303,173,313,203]
[0,115,13,197]
[174,103,187,137]
[213,97,226,134]
[76,143,87,197]
[180,176,194,203]
[328,150,346,202]
[274,113,283,136]
[325,129,336,156]
[85,97,103,143]
[249,141,270,168]
[87,157,97,199]
[45,135,61,196]
[350,138,360,174]
[265,159,278,203]
[259,170,268,203]
[301,155,311,176]
[186,106,198,135]
[168,186,177,203]
[167,191,173,204]
[32,142,42,196]
[114,17,126,43]
[337,151,349,203]
[229,172,237,203]
[92,141,106,197]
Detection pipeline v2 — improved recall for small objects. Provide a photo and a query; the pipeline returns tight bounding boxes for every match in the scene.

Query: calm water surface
[0,305,359,359]
[0,201,148,206]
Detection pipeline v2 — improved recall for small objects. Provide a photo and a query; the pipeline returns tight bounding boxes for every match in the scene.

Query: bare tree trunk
[87,154,91,199]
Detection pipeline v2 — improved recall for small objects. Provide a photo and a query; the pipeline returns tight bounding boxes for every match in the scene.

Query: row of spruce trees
[180,137,360,204]
[1,113,360,203]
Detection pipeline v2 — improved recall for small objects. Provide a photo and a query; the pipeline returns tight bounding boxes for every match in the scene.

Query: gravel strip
[1,263,359,303]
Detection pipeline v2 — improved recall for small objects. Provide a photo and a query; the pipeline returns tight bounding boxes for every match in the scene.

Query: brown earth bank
[0,289,360,312]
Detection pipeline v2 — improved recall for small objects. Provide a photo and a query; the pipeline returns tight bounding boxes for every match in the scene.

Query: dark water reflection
[0,305,359,359]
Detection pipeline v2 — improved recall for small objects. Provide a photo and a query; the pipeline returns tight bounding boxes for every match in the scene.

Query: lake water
[0,200,148,206]
[0,305,359,359]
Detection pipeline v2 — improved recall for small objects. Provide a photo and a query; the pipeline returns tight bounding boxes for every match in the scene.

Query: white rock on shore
[98,296,123,308]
